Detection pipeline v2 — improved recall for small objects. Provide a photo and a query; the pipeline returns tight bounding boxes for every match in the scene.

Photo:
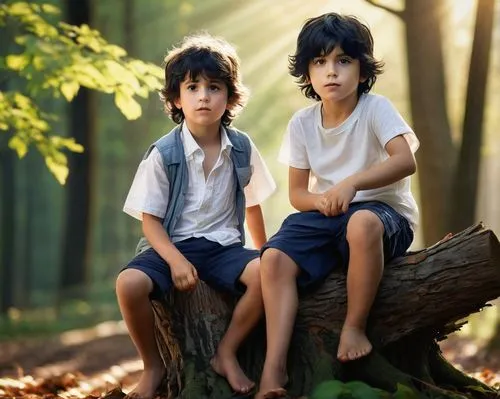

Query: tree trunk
[450,0,495,233]
[148,223,500,398]
[0,141,15,314]
[59,0,95,297]
[368,0,494,246]
[0,26,15,314]
[403,0,456,246]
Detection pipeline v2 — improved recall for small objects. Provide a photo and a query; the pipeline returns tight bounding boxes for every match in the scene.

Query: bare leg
[256,249,300,398]
[338,210,384,362]
[116,269,165,398]
[210,258,262,394]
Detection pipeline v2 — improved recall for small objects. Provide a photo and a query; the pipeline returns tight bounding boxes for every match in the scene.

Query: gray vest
[135,125,252,255]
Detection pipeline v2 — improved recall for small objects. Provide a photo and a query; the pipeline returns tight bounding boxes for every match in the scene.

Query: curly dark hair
[289,13,384,100]
[159,33,249,126]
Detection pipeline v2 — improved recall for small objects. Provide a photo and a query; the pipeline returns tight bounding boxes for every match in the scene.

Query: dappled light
[59,321,128,347]
[0,358,143,398]
[1,0,500,397]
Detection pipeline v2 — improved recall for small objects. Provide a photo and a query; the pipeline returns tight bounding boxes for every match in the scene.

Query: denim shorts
[261,201,414,289]
[123,237,259,299]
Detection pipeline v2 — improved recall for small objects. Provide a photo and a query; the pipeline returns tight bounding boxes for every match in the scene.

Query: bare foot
[337,326,372,362]
[210,351,255,394]
[255,387,287,398]
[126,365,165,399]
[256,369,288,399]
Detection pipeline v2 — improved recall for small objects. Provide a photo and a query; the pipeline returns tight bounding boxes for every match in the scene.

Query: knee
[116,268,152,302]
[346,210,384,246]
[242,258,262,293]
[261,248,298,282]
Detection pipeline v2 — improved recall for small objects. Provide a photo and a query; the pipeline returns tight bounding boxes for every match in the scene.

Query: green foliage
[0,1,163,183]
[311,380,421,399]
[0,91,83,183]
[393,383,420,399]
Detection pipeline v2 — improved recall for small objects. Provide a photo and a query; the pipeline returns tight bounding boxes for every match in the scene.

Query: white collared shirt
[124,123,276,245]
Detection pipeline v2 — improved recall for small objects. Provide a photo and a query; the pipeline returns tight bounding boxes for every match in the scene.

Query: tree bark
[149,223,500,398]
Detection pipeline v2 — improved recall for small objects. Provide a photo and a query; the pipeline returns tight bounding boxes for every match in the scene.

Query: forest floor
[1,320,500,398]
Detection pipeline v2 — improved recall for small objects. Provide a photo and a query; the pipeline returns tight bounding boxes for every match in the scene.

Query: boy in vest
[117,33,276,398]
[257,13,419,398]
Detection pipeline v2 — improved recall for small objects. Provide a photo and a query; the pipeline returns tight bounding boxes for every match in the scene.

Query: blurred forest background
[1,0,500,352]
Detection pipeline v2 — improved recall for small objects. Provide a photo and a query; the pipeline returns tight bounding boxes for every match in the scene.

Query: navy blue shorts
[261,201,413,289]
[123,237,259,299]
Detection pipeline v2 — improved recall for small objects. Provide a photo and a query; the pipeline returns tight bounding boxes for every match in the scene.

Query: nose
[199,88,209,102]
[327,61,337,77]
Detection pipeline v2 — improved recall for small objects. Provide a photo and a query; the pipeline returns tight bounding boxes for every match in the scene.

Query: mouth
[324,83,340,88]
[197,107,211,111]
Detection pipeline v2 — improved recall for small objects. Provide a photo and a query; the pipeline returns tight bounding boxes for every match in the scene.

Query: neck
[184,120,222,146]
[321,93,359,129]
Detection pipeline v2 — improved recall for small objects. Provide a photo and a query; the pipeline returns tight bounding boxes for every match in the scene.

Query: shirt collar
[181,123,233,157]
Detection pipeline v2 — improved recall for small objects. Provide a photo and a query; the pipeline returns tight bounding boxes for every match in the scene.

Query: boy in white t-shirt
[117,34,275,398]
[257,13,419,398]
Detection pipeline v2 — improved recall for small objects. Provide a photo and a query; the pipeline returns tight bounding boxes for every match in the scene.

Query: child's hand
[171,259,199,291]
[321,181,357,217]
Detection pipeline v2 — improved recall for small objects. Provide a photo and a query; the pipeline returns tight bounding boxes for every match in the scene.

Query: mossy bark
[151,223,500,398]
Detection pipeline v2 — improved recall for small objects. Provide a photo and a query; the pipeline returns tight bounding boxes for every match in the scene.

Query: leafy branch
[0,2,163,183]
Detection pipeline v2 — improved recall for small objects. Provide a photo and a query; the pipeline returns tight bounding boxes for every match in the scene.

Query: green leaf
[6,54,29,70]
[104,60,140,90]
[104,44,127,58]
[344,381,380,399]
[60,81,80,101]
[13,93,31,108]
[40,4,60,15]
[32,55,45,70]
[31,20,58,37]
[8,135,28,158]
[115,90,142,120]
[53,137,84,153]
[8,2,33,16]
[311,380,345,399]
[393,384,420,399]
[46,156,68,185]
[74,63,109,88]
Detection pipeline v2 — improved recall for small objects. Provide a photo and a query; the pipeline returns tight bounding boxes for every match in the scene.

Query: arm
[245,204,267,250]
[323,135,416,216]
[346,135,416,191]
[242,137,277,248]
[142,213,198,291]
[289,166,324,212]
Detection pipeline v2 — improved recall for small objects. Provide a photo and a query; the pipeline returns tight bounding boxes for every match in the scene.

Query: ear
[359,75,368,84]
[173,97,182,109]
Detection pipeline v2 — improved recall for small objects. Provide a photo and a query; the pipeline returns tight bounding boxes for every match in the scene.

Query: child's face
[307,45,365,103]
[174,73,229,129]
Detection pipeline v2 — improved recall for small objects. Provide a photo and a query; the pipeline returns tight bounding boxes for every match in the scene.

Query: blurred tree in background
[0,0,162,315]
[367,0,496,245]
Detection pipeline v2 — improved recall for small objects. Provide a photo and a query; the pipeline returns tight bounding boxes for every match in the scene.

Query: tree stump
[151,223,500,398]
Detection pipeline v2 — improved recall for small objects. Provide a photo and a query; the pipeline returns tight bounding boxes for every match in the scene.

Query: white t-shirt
[124,123,276,245]
[278,93,419,230]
